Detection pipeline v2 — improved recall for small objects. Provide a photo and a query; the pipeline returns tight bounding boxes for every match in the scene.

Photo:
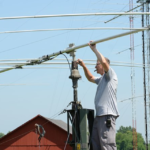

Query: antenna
[129,0,138,149]
[65,43,94,150]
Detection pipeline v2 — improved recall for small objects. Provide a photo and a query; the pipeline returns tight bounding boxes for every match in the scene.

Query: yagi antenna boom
[0,27,148,74]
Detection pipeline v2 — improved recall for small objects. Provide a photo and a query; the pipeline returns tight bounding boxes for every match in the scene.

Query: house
[0,115,72,150]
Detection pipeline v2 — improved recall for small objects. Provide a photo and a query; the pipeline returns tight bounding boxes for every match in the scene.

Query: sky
[0,0,148,141]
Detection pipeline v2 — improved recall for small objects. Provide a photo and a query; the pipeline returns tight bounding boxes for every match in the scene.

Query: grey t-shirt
[94,67,119,117]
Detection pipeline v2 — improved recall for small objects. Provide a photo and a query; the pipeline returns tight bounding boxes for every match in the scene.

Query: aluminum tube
[0,27,148,74]
[1,12,150,20]
[0,64,25,73]
[0,68,16,73]
[57,27,148,54]
[0,63,147,68]
[0,62,70,65]
[0,59,38,61]
[0,61,147,66]
[0,58,147,65]
[0,27,148,34]
[0,58,147,66]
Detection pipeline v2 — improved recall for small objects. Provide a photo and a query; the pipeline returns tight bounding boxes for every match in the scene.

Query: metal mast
[141,2,148,150]
[129,1,137,149]
[139,0,149,149]
[145,0,150,147]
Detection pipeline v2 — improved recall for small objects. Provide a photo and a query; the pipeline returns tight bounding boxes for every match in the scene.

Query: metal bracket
[26,60,39,65]
[69,43,76,61]
[15,65,22,69]
[66,43,76,60]
[26,54,52,66]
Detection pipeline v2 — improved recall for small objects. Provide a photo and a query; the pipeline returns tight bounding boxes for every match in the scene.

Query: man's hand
[88,40,97,52]
[76,58,95,83]
[76,59,85,67]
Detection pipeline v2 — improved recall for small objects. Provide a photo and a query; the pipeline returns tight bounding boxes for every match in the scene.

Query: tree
[0,133,5,138]
[116,126,146,150]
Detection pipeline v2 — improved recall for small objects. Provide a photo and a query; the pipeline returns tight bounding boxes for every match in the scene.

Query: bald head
[97,57,110,65]
[105,57,110,64]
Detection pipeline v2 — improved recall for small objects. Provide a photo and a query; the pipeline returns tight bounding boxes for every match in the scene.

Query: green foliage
[116,126,146,150]
[0,132,5,138]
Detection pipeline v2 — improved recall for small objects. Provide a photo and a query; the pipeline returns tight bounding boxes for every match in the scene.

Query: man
[77,41,119,150]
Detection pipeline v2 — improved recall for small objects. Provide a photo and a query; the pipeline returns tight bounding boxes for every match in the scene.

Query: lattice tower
[129,0,138,149]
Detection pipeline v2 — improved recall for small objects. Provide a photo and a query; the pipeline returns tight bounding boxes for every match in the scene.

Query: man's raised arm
[76,59,95,83]
[88,41,109,72]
